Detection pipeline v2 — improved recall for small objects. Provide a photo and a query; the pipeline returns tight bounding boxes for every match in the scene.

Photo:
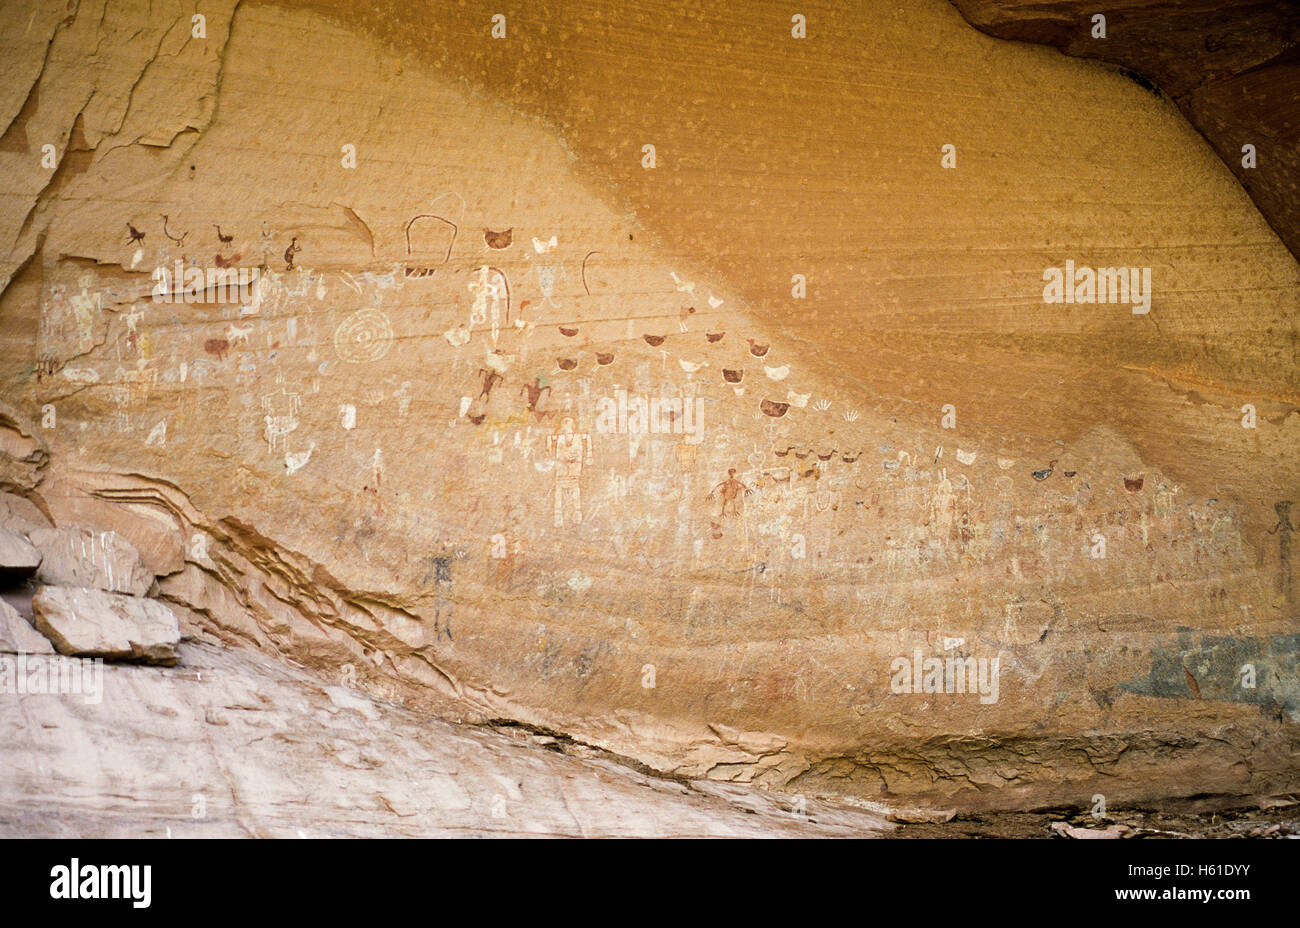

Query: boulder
[28,526,153,597]
[0,526,40,583]
[32,586,180,665]
[0,597,53,654]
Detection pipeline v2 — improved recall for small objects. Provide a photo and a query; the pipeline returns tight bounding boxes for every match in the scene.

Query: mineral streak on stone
[0,0,1296,820]
[29,525,154,596]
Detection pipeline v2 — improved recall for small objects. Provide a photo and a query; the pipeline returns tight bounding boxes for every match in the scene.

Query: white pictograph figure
[468,266,506,343]
[108,376,132,434]
[468,266,490,326]
[608,471,629,507]
[548,417,593,527]
[124,303,146,339]
[262,385,302,454]
[70,275,101,354]
[929,469,955,540]
[40,278,101,364]
[533,261,565,309]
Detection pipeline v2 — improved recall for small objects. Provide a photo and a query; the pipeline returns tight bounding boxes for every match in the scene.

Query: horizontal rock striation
[0,0,1295,818]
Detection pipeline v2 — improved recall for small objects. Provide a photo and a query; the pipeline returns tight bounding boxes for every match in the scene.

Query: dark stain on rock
[1119,67,1161,97]
[1120,630,1300,720]
[1087,685,1116,711]
[1268,501,1295,607]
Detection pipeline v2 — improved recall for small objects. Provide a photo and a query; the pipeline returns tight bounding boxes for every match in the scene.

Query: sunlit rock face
[0,0,1296,814]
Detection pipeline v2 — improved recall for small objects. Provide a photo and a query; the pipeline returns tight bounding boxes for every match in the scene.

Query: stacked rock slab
[0,598,52,654]
[28,525,154,597]
[0,526,39,583]
[32,586,180,666]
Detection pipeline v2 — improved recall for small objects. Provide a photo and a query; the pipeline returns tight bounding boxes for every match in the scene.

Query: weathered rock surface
[0,405,48,496]
[0,596,52,654]
[33,586,180,665]
[0,641,892,837]
[0,525,40,582]
[0,491,50,532]
[28,524,153,595]
[0,0,1295,817]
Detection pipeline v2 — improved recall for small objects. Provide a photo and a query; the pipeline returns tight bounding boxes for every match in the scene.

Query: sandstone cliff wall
[1,0,1296,812]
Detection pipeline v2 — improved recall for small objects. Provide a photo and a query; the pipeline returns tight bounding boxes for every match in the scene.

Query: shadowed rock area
[949,0,1300,263]
[0,0,1296,831]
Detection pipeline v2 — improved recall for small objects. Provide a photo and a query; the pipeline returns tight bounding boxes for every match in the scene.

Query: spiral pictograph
[333,308,394,363]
